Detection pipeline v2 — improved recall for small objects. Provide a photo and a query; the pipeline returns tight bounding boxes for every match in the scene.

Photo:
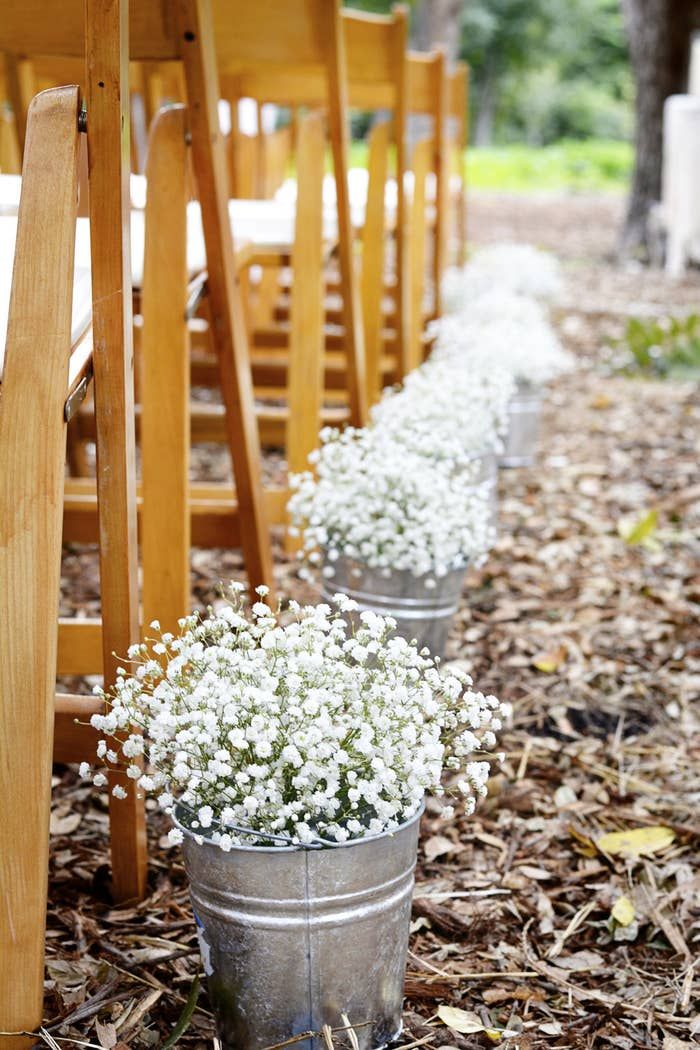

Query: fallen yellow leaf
[437,1006,484,1034]
[590,393,613,409]
[618,508,659,547]
[611,895,635,926]
[532,644,567,674]
[597,825,675,858]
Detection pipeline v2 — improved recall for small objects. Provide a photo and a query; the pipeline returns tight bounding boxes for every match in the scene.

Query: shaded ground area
[47,193,699,1049]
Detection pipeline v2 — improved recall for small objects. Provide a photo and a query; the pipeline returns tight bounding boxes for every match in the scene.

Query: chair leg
[361,120,389,408]
[140,105,190,636]
[325,2,368,427]
[177,0,276,600]
[0,86,80,1048]
[285,112,325,554]
[408,138,431,373]
[85,0,147,902]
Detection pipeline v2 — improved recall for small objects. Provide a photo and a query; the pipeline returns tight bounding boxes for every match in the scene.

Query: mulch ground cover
[44,192,699,1050]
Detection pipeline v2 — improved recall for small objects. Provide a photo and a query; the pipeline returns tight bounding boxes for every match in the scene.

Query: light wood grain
[408,136,431,372]
[324,0,367,426]
[361,120,389,406]
[140,104,190,636]
[85,0,146,902]
[285,110,325,552]
[0,85,80,1050]
[177,0,276,599]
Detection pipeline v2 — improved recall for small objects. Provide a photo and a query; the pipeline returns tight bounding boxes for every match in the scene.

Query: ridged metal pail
[179,810,422,1050]
[500,383,542,467]
[321,557,466,657]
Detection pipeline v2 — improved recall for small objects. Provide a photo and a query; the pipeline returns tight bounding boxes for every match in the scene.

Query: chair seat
[273,167,459,230]
[1,194,331,376]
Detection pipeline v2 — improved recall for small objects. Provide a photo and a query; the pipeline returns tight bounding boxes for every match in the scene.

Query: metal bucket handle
[173,799,419,851]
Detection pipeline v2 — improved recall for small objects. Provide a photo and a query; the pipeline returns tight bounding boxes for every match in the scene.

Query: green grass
[466,139,632,193]
[344,137,632,193]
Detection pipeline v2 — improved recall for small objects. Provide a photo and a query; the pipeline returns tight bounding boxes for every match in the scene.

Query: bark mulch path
[42,193,700,1050]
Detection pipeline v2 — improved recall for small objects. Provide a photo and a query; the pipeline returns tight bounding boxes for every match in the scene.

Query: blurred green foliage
[613,315,700,379]
[462,0,632,144]
[344,0,632,147]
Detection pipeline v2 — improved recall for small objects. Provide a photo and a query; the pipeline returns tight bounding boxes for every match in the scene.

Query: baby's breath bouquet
[442,242,563,311]
[432,307,574,387]
[371,355,514,464]
[288,425,497,581]
[84,587,505,851]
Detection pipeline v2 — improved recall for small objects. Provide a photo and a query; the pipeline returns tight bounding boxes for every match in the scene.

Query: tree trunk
[412,0,463,63]
[621,0,700,256]
[474,63,497,147]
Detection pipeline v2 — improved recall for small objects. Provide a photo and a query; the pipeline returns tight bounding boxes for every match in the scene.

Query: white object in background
[661,95,700,276]
[229,98,278,137]
[688,33,700,95]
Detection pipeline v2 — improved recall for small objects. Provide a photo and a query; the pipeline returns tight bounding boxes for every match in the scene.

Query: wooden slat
[140,105,190,635]
[62,480,290,549]
[54,694,103,764]
[57,619,104,676]
[391,6,410,378]
[432,48,448,318]
[324,0,367,427]
[408,137,432,372]
[285,111,325,551]
[0,2,180,62]
[0,86,79,1050]
[85,0,146,902]
[361,120,389,406]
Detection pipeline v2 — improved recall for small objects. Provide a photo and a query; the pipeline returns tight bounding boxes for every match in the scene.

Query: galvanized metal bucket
[321,557,466,658]
[500,382,542,468]
[177,809,423,1050]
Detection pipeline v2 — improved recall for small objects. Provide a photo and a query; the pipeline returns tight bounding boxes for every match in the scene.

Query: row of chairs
[0,1,469,1041]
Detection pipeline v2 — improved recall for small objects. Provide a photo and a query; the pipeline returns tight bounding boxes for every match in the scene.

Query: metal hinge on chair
[64,367,92,422]
[185,270,208,320]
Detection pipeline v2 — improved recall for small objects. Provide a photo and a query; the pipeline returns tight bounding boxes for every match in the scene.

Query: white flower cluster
[84,589,506,850]
[288,424,496,580]
[371,354,514,465]
[443,241,563,310]
[432,298,574,387]
[437,245,573,387]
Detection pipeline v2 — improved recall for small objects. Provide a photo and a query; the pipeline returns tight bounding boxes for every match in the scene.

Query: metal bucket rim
[326,557,469,580]
[172,801,425,855]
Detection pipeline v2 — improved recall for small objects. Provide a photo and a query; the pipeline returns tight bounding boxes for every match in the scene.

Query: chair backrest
[213,0,367,425]
[219,5,410,389]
